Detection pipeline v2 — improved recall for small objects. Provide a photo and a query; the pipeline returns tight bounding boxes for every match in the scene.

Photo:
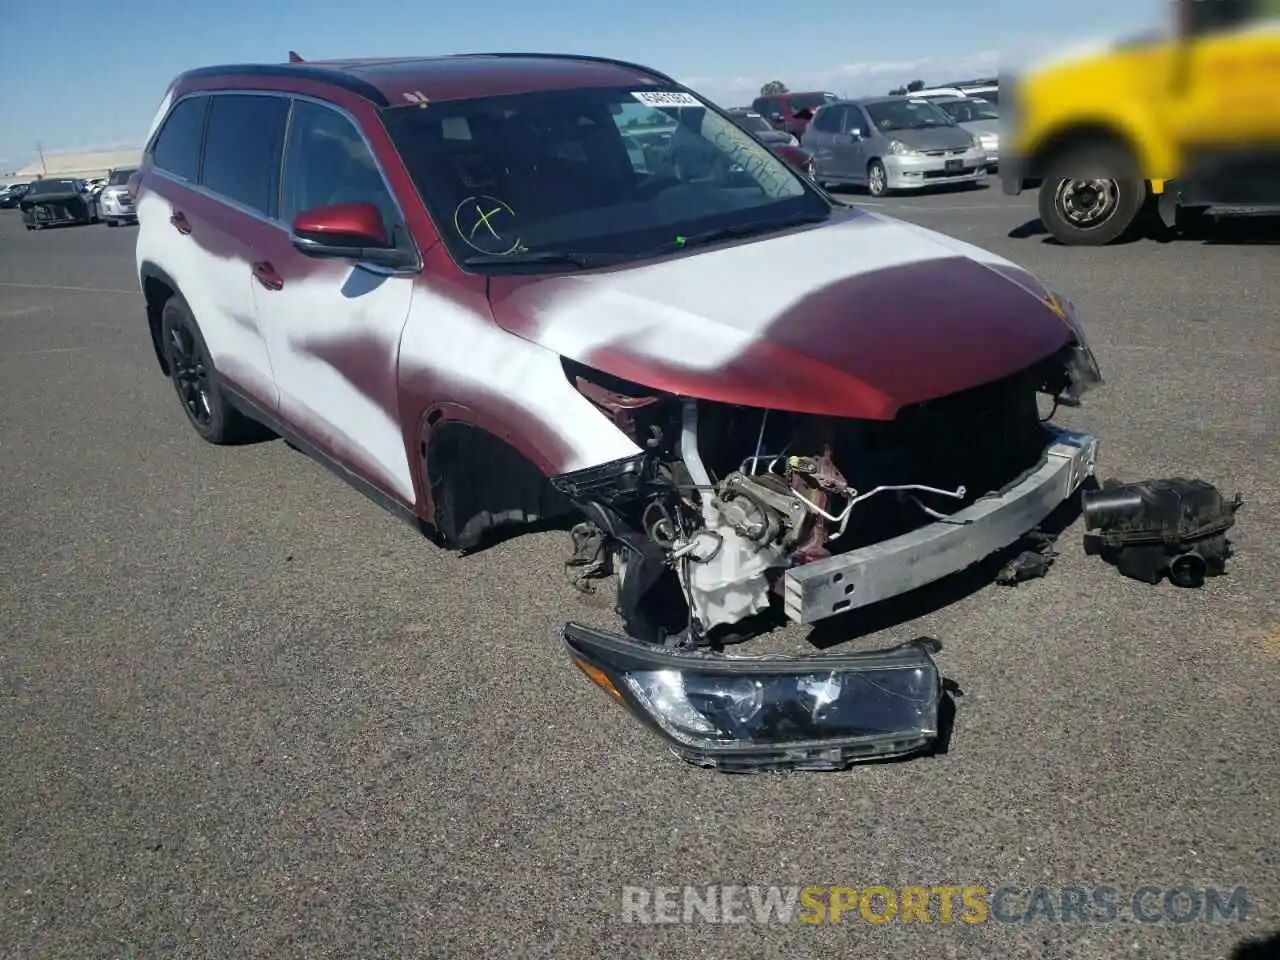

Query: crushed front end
[553,336,1100,645]
[550,336,1100,769]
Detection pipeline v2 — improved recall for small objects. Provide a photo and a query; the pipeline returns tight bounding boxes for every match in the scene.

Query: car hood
[958,118,999,137]
[893,125,974,152]
[486,210,1073,420]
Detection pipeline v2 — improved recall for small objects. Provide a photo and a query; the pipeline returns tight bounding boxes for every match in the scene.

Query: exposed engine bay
[552,343,1101,647]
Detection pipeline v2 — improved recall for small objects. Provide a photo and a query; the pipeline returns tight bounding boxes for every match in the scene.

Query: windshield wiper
[636,212,832,259]
[461,251,605,269]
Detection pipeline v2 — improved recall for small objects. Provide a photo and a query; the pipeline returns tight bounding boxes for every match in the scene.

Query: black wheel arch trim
[139,261,181,375]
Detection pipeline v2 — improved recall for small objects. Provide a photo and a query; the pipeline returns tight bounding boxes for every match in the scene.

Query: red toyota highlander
[131,52,1102,770]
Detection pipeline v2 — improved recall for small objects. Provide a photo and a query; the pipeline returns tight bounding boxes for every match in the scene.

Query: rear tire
[159,295,262,445]
[1037,145,1146,246]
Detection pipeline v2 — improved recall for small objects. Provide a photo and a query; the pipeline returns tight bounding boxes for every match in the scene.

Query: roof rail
[451,51,678,84]
[179,63,390,106]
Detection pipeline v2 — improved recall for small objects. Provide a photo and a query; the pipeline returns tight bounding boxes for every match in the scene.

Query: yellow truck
[1001,0,1280,244]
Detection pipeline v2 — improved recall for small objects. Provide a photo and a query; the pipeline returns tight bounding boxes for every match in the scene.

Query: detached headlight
[564,622,944,772]
[787,134,799,147]
[887,139,919,156]
[1044,288,1103,404]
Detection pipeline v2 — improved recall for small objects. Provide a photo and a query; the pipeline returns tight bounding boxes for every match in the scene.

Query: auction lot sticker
[632,91,702,108]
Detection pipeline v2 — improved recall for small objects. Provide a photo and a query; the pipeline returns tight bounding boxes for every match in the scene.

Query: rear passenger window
[151,96,207,182]
[200,94,290,217]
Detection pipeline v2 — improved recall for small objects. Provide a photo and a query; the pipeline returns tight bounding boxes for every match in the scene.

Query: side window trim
[276,98,299,228]
[278,95,422,275]
[278,95,414,244]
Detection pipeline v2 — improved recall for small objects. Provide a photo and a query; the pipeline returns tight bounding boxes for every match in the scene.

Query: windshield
[733,113,774,134]
[865,99,956,132]
[26,179,79,196]
[108,167,137,185]
[381,85,828,270]
[935,98,999,122]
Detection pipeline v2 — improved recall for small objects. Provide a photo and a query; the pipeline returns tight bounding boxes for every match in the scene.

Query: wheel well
[1026,123,1141,180]
[423,419,573,550]
[141,273,175,374]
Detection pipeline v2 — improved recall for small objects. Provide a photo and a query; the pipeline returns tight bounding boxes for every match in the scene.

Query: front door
[831,106,868,181]
[250,97,419,507]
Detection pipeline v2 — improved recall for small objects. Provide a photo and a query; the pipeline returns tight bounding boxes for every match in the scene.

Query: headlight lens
[888,139,918,156]
[564,622,944,772]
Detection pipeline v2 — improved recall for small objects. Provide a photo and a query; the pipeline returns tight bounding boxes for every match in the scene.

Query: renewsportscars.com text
[620,885,1249,925]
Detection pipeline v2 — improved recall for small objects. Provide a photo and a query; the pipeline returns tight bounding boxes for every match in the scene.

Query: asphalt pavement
[2,181,1278,960]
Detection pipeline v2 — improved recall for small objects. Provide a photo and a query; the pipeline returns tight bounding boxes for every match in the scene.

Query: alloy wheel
[167,323,212,427]
[868,163,887,196]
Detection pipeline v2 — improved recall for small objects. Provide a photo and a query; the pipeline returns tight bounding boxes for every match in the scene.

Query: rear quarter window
[151,95,208,182]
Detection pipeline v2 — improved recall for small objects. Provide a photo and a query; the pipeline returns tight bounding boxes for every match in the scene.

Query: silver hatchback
[803,96,987,196]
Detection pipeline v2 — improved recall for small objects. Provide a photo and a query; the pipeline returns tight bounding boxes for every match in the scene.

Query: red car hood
[486,211,1072,420]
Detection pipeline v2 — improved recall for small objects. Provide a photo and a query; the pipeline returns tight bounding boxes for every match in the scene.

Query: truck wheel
[1038,148,1145,245]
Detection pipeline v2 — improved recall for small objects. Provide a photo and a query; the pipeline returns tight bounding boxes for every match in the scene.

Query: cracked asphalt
[1,183,1277,960]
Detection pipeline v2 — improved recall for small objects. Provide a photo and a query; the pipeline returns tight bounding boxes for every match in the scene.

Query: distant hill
[13,146,143,180]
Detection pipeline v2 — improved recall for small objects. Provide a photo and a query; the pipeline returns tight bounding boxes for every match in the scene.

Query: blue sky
[0,0,1165,172]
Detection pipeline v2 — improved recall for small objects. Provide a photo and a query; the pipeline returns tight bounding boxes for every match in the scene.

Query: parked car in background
[19,178,100,229]
[931,96,999,169]
[804,96,987,196]
[726,108,799,146]
[98,166,140,226]
[0,182,31,208]
[751,90,838,139]
[907,87,970,101]
[726,109,816,179]
[934,77,999,103]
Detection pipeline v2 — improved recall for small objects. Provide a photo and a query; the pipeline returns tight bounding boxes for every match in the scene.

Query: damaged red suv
[133,53,1102,770]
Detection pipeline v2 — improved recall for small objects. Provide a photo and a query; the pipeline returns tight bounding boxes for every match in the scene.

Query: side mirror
[290,202,414,268]
[848,127,863,139]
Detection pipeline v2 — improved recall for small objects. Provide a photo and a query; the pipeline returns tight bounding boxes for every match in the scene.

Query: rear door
[249,97,419,506]
[142,92,277,408]
[188,92,291,409]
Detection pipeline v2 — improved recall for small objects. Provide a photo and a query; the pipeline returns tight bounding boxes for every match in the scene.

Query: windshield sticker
[453,196,523,256]
[631,91,702,108]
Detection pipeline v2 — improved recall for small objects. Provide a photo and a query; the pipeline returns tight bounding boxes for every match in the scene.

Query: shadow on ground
[1009,213,1280,245]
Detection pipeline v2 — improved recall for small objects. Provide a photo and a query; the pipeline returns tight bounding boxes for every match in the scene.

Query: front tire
[159,296,260,444]
[1037,146,1145,246]
[867,159,889,197]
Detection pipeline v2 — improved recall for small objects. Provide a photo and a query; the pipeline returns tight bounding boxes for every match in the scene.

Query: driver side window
[280,100,401,239]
